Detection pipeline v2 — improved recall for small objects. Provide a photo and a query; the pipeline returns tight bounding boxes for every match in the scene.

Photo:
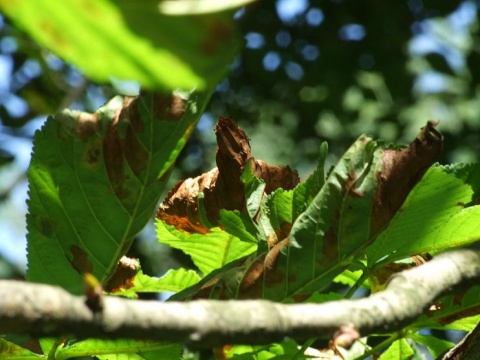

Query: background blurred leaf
[0,0,242,90]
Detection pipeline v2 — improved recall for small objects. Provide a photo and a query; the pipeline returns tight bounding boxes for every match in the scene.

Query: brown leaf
[104,256,139,293]
[158,117,299,233]
[371,120,443,236]
[103,93,187,201]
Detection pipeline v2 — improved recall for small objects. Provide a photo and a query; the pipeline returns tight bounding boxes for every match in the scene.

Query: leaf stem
[294,337,317,359]
[354,332,401,360]
[344,270,369,299]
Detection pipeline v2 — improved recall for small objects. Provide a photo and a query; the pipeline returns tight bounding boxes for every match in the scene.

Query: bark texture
[1,249,479,348]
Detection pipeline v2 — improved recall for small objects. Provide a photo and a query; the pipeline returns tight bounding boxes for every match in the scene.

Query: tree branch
[1,248,480,348]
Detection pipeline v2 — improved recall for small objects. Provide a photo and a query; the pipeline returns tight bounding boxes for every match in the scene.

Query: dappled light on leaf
[26,91,205,294]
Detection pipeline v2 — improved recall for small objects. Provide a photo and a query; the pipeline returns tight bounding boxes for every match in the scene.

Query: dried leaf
[158,117,299,232]
[371,120,443,236]
[104,256,140,293]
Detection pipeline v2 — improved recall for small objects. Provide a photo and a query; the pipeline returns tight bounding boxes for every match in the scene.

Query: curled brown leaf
[158,117,299,233]
[372,120,443,236]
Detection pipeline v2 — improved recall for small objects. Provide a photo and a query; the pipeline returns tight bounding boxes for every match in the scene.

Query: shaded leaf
[265,188,293,231]
[292,141,327,220]
[218,210,259,244]
[26,92,205,294]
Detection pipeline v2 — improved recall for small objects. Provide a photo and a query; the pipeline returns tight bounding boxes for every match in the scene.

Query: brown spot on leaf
[158,117,299,231]
[323,226,339,264]
[104,256,139,293]
[69,245,93,274]
[291,294,311,303]
[136,92,186,122]
[36,215,57,237]
[84,138,102,166]
[371,121,443,237]
[75,112,100,142]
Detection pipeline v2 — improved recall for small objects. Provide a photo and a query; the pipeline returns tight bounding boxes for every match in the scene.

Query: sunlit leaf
[378,339,414,360]
[114,268,201,298]
[156,221,256,276]
[26,92,207,294]
[366,167,474,267]
[57,339,180,360]
[409,333,453,359]
[413,284,480,331]
[0,339,43,359]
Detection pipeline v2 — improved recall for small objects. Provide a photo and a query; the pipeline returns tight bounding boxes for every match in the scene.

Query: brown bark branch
[1,248,479,349]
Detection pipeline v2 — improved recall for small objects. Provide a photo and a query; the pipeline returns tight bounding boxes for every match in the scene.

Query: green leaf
[378,339,414,360]
[409,333,453,359]
[0,339,43,359]
[219,210,259,244]
[241,162,267,220]
[55,339,180,360]
[261,136,382,300]
[443,314,480,332]
[114,268,201,298]
[227,340,306,360]
[366,167,474,267]
[292,142,327,220]
[413,284,480,332]
[156,220,256,276]
[334,269,370,288]
[0,0,242,90]
[440,162,480,202]
[26,92,207,294]
[265,189,293,230]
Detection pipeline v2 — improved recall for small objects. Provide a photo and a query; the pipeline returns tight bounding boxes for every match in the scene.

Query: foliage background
[0,0,480,288]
